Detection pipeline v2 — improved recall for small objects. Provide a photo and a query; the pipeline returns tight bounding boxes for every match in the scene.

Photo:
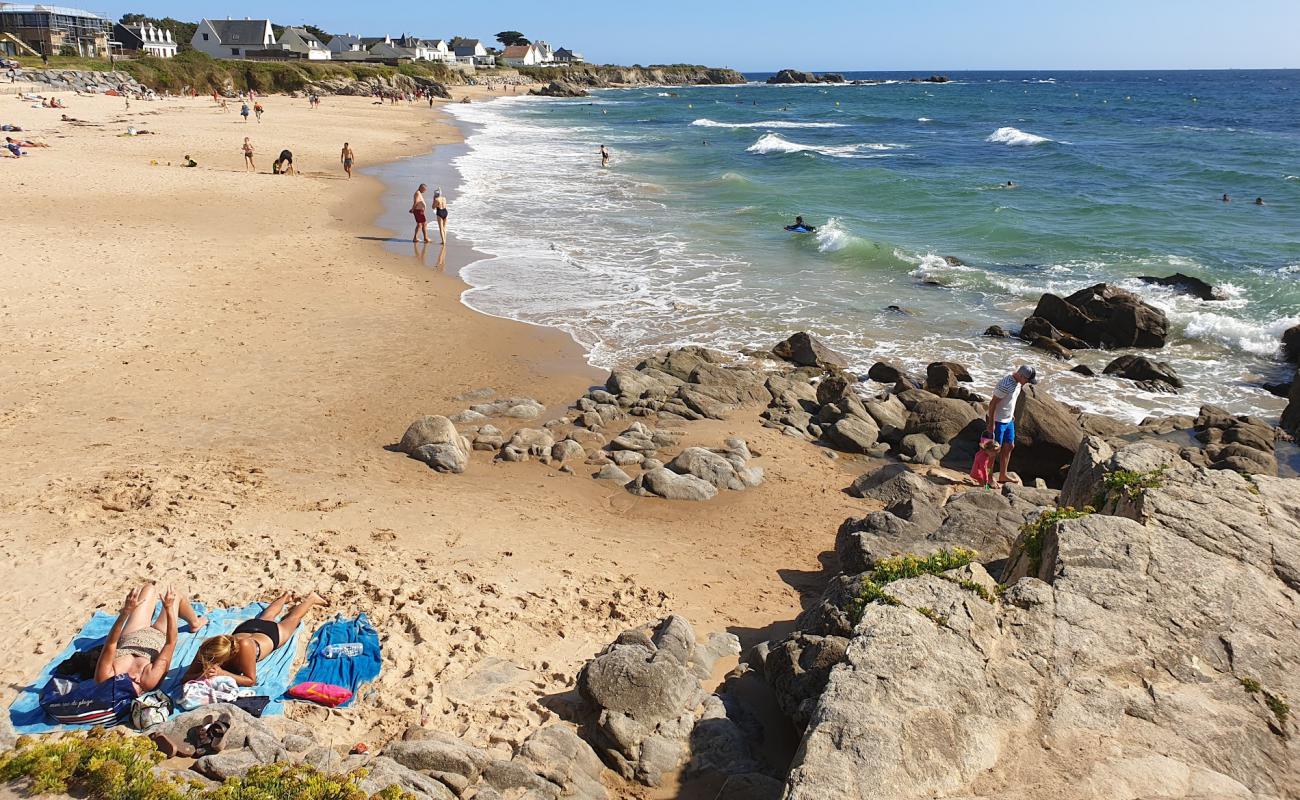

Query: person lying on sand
[184,591,328,687]
[2,123,23,131]
[7,136,47,148]
[97,583,206,694]
[3,140,23,157]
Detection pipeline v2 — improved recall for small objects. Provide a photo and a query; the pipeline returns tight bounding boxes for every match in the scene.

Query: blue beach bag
[39,673,137,726]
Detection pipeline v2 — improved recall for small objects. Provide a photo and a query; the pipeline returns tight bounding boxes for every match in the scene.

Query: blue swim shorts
[992,420,1016,446]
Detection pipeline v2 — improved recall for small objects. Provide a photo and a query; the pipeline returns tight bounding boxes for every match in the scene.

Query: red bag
[287,682,352,707]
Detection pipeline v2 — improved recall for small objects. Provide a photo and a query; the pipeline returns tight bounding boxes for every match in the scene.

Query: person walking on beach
[242,137,255,172]
[432,189,448,244]
[411,183,430,243]
[985,365,1038,486]
[341,142,354,179]
[240,102,250,123]
[599,144,610,168]
[253,101,264,123]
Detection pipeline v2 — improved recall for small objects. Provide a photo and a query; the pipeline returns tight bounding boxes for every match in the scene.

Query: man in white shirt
[985,365,1038,485]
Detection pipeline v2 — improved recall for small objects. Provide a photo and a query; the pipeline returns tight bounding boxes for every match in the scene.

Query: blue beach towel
[288,614,381,709]
[9,602,300,734]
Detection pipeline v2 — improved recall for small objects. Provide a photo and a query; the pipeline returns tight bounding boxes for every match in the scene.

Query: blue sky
[134,0,1298,71]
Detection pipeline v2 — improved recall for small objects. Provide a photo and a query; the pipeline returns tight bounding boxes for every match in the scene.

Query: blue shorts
[992,420,1015,446]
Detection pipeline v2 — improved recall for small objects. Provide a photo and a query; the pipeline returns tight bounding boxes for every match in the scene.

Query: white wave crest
[692,118,847,129]
[917,117,933,123]
[746,133,905,159]
[1177,311,1299,356]
[813,218,855,252]
[986,126,1053,146]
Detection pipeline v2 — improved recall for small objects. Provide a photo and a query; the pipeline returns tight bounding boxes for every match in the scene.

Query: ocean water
[445,71,1300,422]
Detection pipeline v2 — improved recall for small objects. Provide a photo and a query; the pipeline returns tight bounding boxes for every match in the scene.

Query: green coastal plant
[1095,466,1165,507]
[954,578,996,603]
[1240,677,1291,730]
[1018,506,1094,574]
[916,606,949,626]
[0,730,415,800]
[846,548,978,624]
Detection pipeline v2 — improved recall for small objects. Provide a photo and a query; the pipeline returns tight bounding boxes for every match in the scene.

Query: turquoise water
[446,71,1300,421]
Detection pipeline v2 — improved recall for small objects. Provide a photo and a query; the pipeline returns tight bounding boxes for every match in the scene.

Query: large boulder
[772,332,850,370]
[1283,325,1300,364]
[1010,386,1086,484]
[787,448,1300,800]
[665,445,763,491]
[1137,272,1227,301]
[766,69,819,84]
[1283,372,1300,438]
[628,467,719,501]
[1103,354,1184,392]
[903,397,982,444]
[576,617,713,786]
[529,80,589,97]
[1029,283,1169,349]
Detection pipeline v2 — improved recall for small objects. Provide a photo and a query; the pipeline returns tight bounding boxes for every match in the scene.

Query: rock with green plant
[785,442,1300,799]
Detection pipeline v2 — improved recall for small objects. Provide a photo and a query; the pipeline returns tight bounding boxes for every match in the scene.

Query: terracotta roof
[501,45,531,58]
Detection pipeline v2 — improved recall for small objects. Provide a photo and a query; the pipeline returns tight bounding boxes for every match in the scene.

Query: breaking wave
[986,126,1053,146]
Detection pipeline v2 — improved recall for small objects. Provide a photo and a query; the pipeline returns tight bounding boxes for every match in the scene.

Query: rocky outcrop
[575,616,742,786]
[601,346,769,422]
[766,69,844,84]
[1191,405,1280,475]
[1103,354,1184,392]
[1137,272,1227,301]
[303,73,450,98]
[1024,283,1169,349]
[1284,373,1300,438]
[785,443,1300,799]
[15,68,145,95]
[627,437,763,500]
[529,80,589,98]
[524,65,745,87]
[1009,386,1087,483]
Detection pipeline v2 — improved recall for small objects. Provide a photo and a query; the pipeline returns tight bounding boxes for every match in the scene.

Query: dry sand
[0,83,874,793]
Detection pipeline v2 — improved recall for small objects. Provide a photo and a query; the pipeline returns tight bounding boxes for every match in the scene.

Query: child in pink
[970,436,1000,488]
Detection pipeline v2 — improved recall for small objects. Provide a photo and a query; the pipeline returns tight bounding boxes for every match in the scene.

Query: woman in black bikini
[432,189,449,244]
[184,592,328,687]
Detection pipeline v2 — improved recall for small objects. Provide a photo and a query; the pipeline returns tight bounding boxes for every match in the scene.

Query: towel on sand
[8,602,300,734]
[288,613,381,709]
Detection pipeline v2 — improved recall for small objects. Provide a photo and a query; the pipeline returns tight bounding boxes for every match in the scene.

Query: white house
[276,26,330,60]
[452,38,492,66]
[532,40,554,63]
[112,22,178,58]
[191,18,274,59]
[500,43,541,67]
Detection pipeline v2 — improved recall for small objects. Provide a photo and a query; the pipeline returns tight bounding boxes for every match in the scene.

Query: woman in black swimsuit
[185,592,328,687]
[432,190,449,244]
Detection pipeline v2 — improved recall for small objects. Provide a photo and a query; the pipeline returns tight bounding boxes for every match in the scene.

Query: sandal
[150,732,195,759]
[204,712,234,755]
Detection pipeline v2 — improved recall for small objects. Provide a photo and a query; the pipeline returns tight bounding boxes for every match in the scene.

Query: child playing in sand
[184,592,328,687]
[970,435,1000,489]
[96,583,206,694]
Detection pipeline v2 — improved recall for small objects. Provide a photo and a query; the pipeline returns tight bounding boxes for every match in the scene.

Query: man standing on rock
[985,365,1038,486]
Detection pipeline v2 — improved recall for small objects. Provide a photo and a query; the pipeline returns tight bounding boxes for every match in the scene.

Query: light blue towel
[9,602,300,734]
[289,613,381,709]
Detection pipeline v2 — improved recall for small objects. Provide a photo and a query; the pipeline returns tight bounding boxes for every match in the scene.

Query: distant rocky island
[766,69,951,84]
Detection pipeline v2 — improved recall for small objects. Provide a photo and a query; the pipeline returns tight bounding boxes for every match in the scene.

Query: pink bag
[287,681,353,707]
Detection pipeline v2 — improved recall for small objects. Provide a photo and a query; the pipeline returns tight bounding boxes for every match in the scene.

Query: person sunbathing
[184,592,328,687]
[96,583,206,694]
[6,136,47,148]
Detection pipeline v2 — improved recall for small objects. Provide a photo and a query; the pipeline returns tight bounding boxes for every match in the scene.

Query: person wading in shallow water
[984,365,1038,486]
[431,189,448,244]
[599,144,610,168]
[410,183,430,243]
[340,142,354,179]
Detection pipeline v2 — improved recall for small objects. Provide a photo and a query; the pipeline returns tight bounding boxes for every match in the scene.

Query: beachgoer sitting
[95,583,206,694]
[184,591,328,687]
[182,154,197,168]
[272,149,295,175]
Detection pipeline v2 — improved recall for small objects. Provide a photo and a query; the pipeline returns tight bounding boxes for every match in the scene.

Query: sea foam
[746,133,904,158]
[692,118,846,129]
[986,126,1053,146]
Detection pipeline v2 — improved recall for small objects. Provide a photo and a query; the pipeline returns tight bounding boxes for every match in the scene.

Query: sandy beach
[0,83,870,788]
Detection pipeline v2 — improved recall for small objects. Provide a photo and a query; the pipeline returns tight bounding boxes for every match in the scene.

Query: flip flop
[150,732,195,759]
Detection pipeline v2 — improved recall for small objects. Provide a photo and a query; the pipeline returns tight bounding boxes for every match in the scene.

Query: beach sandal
[204,712,234,754]
[150,731,195,759]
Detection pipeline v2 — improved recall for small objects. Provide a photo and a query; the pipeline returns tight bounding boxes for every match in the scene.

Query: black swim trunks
[436,208,448,220]
[233,618,281,657]
[278,150,292,164]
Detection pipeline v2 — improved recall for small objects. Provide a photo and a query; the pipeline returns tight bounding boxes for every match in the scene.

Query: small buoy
[835,101,840,106]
